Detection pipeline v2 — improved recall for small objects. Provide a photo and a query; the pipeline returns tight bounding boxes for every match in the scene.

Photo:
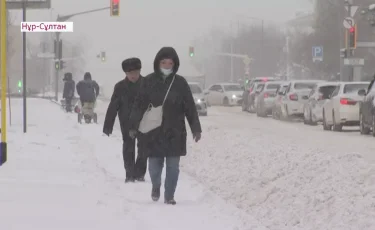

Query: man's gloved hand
[193,132,201,142]
[103,128,111,136]
[129,130,137,139]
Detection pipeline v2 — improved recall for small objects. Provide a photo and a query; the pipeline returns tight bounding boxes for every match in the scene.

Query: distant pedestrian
[129,47,202,205]
[62,72,75,112]
[76,72,100,123]
[103,58,147,183]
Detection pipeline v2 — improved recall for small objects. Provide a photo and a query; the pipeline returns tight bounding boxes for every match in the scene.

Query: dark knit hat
[122,58,141,72]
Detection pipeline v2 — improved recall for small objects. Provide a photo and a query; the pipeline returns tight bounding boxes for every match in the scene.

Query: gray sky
[11,0,311,86]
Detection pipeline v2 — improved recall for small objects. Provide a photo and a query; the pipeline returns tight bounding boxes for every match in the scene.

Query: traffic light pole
[346,3,354,81]
[22,0,27,133]
[54,32,60,102]
[54,6,110,102]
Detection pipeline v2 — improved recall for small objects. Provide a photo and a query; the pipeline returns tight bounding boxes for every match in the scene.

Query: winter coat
[76,80,99,103]
[63,78,75,99]
[129,47,202,157]
[103,77,143,140]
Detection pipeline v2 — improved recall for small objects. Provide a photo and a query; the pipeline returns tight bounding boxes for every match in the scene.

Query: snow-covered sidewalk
[0,99,266,230]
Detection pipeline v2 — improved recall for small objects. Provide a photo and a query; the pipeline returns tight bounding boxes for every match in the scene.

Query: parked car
[303,82,338,125]
[280,80,324,119]
[272,82,289,119]
[188,82,207,116]
[241,77,276,111]
[204,83,243,106]
[246,82,266,113]
[358,80,375,135]
[322,81,369,131]
[255,81,283,117]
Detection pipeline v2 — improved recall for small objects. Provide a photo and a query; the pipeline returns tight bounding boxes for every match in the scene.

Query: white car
[204,83,243,106]
[188,82,207,116]
[322,81,369,131]
[280,80,325,119]
[303,82,339,125]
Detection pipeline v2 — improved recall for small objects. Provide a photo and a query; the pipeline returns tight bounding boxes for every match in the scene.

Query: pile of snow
[183,107,375,230]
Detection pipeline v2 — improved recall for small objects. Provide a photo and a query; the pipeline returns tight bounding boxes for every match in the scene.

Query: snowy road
[182,106,375,230]
[0,99,265,230]
[94,101,375,230]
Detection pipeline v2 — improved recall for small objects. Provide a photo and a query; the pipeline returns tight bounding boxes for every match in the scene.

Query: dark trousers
[123,136,147,179]
[65,97,72,112]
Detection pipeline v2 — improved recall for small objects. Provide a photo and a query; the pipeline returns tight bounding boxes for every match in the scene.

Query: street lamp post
[237,15,265,76]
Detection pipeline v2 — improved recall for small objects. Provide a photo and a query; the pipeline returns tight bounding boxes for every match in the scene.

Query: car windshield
[343,83,368,94]
[294,82,316,90]
[224,84,242,91]
[189,84,202,94]
[266,83,280,90]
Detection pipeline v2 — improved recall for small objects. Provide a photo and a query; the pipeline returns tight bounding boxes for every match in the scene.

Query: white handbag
[138,76,175,133]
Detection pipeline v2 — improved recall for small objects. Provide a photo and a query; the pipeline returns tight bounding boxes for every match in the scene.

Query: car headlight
[232,94,236,99]
[196,99,204,103]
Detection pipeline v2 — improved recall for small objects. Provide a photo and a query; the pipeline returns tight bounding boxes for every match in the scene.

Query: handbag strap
[162,75,175,105]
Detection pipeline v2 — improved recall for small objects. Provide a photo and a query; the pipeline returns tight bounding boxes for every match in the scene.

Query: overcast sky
[11,0,311,85]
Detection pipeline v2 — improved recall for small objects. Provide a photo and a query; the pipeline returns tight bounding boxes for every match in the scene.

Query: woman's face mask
[160,68,172,76]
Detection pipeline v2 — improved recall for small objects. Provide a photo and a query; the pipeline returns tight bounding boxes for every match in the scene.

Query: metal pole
[230,42,233,82]
[261,20,264,74]
[347,3,354,81]
[22,0,27,133]
[1,0,8,165]
[286,36,290,80]
[54,32,59,101]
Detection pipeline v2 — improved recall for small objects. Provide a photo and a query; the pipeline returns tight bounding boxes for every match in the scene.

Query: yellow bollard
[0,0,7,165]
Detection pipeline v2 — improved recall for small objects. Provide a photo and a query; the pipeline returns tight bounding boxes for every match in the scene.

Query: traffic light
[55,60,66,70]
[189,46,194,57]
[60,60,65,69]
[110,0,119,16]
[17,80,22,93]
[101,51,106,62]
[349,25,357,49]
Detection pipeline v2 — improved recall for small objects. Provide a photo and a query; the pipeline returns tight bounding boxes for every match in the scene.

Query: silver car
[255,81,283,117]
[303,82,338,125]
[188,82,207,116]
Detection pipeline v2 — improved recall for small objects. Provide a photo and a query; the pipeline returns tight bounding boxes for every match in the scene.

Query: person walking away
[103,58,147,183]
[76,72,100,122]
[129,47,202,205]
[63,72,75,112]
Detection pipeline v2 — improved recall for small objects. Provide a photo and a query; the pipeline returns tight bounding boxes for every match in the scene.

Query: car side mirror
[204,91,209,95]
[358,89,366,96]
[218,89,223,93]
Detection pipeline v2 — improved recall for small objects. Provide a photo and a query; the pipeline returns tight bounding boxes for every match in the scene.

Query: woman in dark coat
[129,47,202,205]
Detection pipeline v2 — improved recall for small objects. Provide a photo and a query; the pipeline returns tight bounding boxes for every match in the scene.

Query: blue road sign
[312,46,323,62]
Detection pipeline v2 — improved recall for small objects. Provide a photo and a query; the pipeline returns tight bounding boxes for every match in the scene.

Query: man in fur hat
[103,58,147,183]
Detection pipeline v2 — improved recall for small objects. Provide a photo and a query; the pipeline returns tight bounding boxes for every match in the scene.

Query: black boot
[125,177,135,183]
[164,198,176,205]
[151,187,160,201]
[135,176,145,182]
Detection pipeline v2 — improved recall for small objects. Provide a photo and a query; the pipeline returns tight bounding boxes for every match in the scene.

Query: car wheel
[332,111,342,131]
[200,111,207,116]
[360,113,370,135]
[223,97,229,106]
[322,110,331,130]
